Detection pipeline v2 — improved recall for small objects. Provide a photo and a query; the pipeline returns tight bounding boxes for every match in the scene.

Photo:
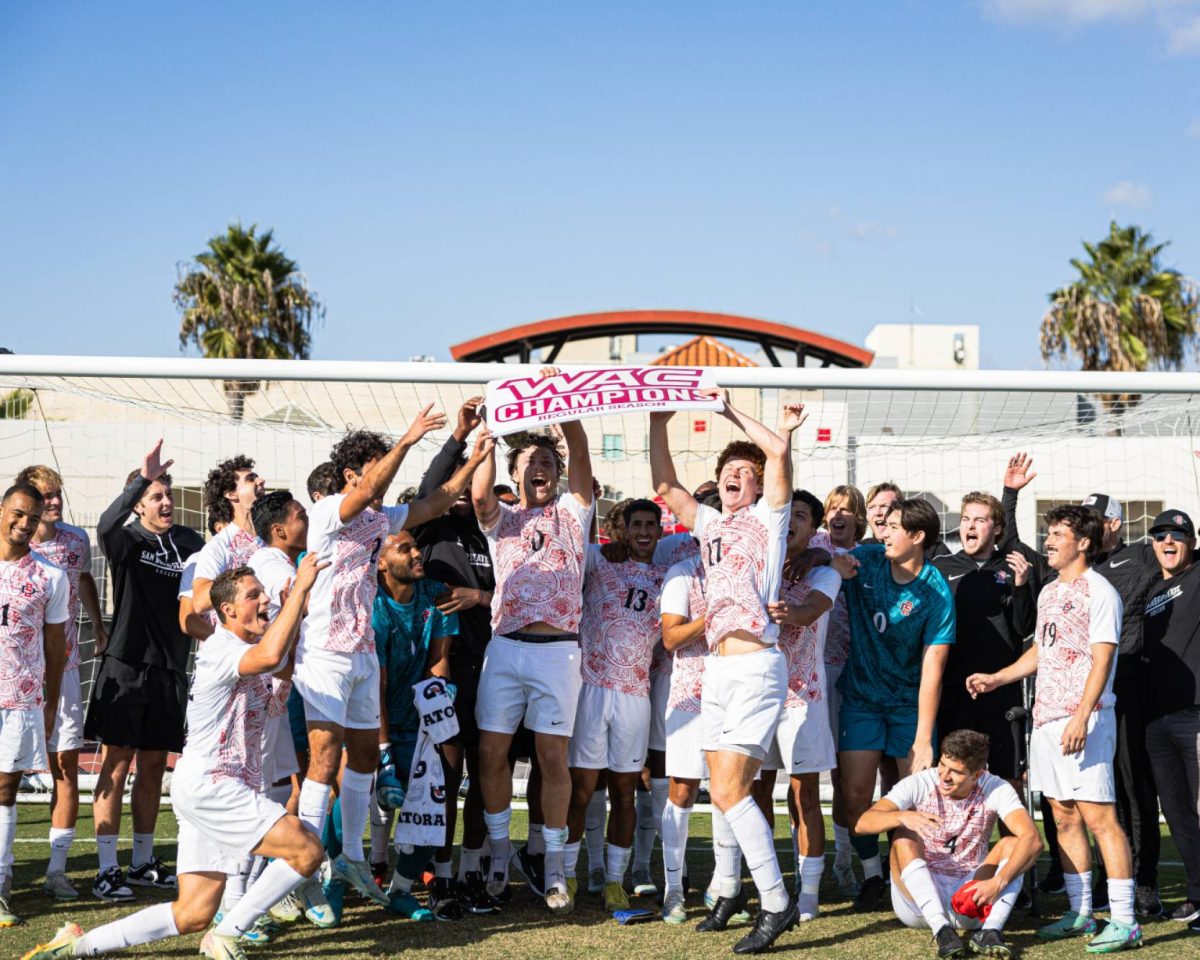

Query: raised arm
[472,429,500,532]
[99,440,174,557]
[418,397,482,499]
[339,404,447,524]
[999,452,1036,547]
[649,411,698,531]
[238,553,327,676]
[561,418,593,509]
[407,429,494,529]
[723,397,796,510]
[767,589,833,629]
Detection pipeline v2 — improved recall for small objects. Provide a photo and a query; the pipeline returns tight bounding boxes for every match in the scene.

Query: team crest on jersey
[899,600,913,616]
[994,571,1008,584]
[1062,601,1073,613]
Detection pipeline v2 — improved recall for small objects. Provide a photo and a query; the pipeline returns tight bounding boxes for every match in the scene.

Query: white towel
[393,679,456,849]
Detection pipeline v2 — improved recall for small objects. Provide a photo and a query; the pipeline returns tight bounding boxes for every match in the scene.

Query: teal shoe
[1038,911,1099,941]
[1086,920,1143,953]
[387,891,434,921]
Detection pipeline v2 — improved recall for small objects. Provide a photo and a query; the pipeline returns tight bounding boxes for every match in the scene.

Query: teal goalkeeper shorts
[838,702,925,759]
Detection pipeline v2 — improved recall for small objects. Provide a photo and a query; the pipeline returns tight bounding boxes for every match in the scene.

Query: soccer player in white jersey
[0,484,68,928]
[766,489,845,922]
[856,730,1043,959]
[294,412,490,909]
[471,376,595,914]
[24,557,326,960]
[650,396,803,955]
[14,466,107,903]
[190,456,267,619]
[967,505,1141,953]
[565,498,668,913]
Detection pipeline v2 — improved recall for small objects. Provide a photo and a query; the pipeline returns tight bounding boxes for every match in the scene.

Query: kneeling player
[25,559,326,960]
[856,730,1042,959]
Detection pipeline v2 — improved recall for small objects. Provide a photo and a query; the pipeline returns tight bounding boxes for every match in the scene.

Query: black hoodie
[97,475,204,674]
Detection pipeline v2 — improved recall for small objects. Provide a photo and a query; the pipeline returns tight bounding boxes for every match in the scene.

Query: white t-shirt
[0,551,70,711]
[777,565,841,710]
[33,523,91,672]
[885,768,1024,880]
[248,546,295,621]
[194,525,263,583]
[303,494,408,656]
[1033,567,1122,727]
[692,499,790,647]
[661,555,707,714]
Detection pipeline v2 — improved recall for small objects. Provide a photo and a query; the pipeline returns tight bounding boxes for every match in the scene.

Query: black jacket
[97,475,204,674]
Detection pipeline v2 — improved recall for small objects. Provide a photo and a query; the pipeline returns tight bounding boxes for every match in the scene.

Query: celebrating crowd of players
[4,372,1200,958]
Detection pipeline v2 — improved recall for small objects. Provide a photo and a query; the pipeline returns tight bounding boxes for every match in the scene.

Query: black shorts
[84,657,187,752]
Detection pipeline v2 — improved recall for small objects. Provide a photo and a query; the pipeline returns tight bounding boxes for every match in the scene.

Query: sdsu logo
[899,600,913,617]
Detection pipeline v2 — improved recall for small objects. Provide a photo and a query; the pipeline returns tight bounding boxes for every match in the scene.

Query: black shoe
[429,877,465,921]
[1135,885,1164,919]
[458,871,500,914]
[127,857,176,889]
[697,888,750,932]
[732,899,799,955]
[967,928,1012,958]
[854,874,886,912]
[91,866,135,902]
[510,846,546,898]
[935,925,967,958]
[1170,900,1200,923]
[1188,916,1200,934]
[1016,886,1032,910]
[1038,864,1065,895]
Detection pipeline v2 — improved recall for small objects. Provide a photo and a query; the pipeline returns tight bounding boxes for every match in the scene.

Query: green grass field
[5,803,1197,958]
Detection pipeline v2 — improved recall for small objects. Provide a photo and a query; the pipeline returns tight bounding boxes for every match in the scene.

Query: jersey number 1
[0,603,7,627]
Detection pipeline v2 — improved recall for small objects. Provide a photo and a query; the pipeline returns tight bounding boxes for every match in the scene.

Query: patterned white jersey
[650,535,699,679]
[692,500,789,648]
[660,555,707,714]
[580,546,668,697]
[0,551,70,711]
[484,494,593,637]
[177,625,275,792]
[32,523,91,672]
[194,525,263,582]
[248,546,295,620]
[777,566,841,710]
[885,768,1023,880]
[304,494,408,656]
[809,530,852,666]
[1033,568,1121,728]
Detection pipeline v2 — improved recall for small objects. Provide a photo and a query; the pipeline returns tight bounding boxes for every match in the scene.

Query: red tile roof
[649,334,757,368]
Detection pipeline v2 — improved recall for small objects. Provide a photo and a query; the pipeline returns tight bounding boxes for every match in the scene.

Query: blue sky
[2,0,1198,369]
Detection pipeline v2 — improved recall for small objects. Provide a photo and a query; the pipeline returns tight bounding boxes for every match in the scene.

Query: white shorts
[293,645,380,731]
[476,635,582,737]
[48,667,84,753]
[700,647,786,762]
[764,701,837,775]
[568,683,650,773]
[893,870,982,931]
[825,661,845,765]
[648,672,670,753]
[665,705,707,781]
[1030,709,1116,804]
[262,712,299,786]
[171,766,287,874]
[0,707,47,774]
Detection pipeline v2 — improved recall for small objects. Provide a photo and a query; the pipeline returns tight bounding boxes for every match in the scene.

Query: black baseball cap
[1149,510,1195,538]
[1080,493,1122,522]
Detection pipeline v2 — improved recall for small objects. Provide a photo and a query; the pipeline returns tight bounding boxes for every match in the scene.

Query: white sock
[339,768,373,862]
[0,805,14,886]
[458,846,482,882]
[662,801,691,893]
[833,823,852,865]
[483,809,512,882]
[526,822,545,856]
[543,825,567,892]
[370,802,394,864]
[249,856,268,884]
[221,856,253,911]
[48,826,75,875]
[606,843,632,884]
[434,859,452,880]
[216,859,305,937]
[585,789,606,873]
[131,832,154,868]
[564,841,582,878]
[983,864,1023,931]
[799,855,824,895]
[633,790,655,872]
[711,807,743,897]
[725,796,789,913]
[269,783,293,807]
[901,858,950,934]
[74,901,178,955]
[297,780,332,837]
[1065,870,1093,918]
[1108,877,1135,925]
[861,854,883,880]
[96,833,119,873]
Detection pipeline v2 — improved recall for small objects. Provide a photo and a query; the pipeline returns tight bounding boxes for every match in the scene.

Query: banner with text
[484,366,724,437]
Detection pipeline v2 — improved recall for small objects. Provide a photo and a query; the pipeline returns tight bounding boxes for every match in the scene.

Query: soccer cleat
[1038,863,1066,895]
[605,880,631,913]
[198,930,252,960]
[588,867,605,894]
[387,891,435,921]
[1170,900,1200,923]
[92,865,135,901]
[127,857,176,888]
[212,910,271,946]
[854,874,887,912]
[796,891,819,922]
[510,846,546,898]
[1086,919,1144,953]
[458,871,501,914]
[1038,911,1099,940]
[429,877,465,921]
[0,892,21,927]
[322,877,346,924]
[935,925,968,958]
[662,889,688,924]
[632,868,658,898]
[733,898,799,954]
[698,887,751,932]
[268,891,302,923]
[546,881,575,915]
[299,874,338,927]
[1189,916,1200,934]
[43,871,80,901]
[1134,886,1163,919]
[331,854,389,906]
[833,861,859,898]
[19,921,83,959]
[968,928,1013,959]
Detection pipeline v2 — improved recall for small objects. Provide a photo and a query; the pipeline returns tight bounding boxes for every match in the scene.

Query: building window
[173,485,206,536]
[602,434,625,462]
[1034,498,1163,552]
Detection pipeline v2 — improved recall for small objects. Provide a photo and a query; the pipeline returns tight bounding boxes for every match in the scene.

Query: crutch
[1005,675,1039,915]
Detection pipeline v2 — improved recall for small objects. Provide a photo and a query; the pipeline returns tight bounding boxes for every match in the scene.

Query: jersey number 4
[624,588,648,612]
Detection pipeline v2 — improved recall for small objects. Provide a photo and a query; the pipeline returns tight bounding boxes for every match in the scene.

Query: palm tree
[175,223,323,419]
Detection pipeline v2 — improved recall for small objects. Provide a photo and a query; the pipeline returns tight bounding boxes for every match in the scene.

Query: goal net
[3,356,1199,797]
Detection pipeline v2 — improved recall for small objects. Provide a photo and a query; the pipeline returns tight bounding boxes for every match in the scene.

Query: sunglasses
[1153,530,1189,543]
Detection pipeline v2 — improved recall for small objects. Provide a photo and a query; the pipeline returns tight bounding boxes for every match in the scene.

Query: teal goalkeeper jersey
[836,542,956,710]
